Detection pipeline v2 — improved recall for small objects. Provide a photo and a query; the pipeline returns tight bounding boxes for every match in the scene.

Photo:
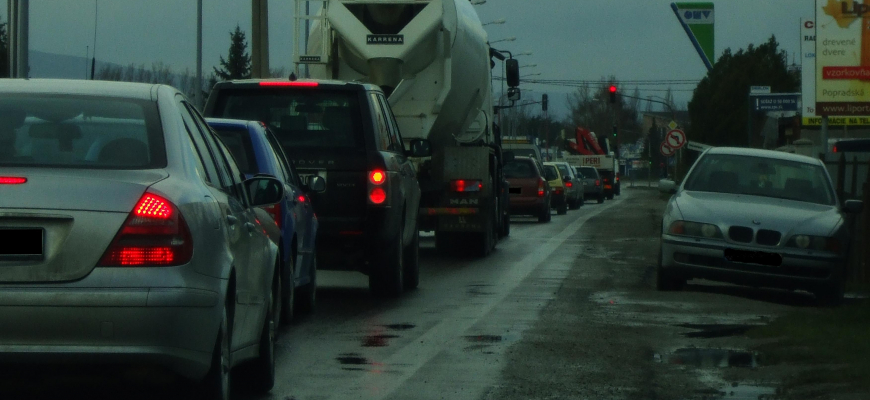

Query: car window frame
[377,93,405,154]
[368,92,393,152]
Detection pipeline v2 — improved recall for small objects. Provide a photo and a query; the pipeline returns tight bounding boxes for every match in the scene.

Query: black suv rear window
[213,88,364,151]
[0,94,165,169]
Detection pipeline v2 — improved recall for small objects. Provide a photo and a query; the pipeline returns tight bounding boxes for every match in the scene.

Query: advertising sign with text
[815,0,870,115]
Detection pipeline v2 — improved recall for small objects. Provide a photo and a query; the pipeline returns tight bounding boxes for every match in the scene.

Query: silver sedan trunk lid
[0,169,168,283]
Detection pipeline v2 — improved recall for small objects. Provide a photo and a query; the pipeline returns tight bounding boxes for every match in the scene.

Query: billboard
[815,0,870,116]
[671,3,715,70]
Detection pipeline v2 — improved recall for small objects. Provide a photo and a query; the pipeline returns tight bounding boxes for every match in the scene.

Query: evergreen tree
[213,25,252,81]
[688,36,799,147]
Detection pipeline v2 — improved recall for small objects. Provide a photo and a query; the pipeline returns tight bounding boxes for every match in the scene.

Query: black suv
[205,79,429,297]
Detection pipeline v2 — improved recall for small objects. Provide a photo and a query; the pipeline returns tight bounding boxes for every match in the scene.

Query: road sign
[666,129,687,150]
[668,120,679,130]
[660,142,676,157]
[752,93,800,112]
[750,86,771,94]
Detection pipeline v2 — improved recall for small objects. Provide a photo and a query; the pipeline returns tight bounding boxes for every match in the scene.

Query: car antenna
[289,73,297,81]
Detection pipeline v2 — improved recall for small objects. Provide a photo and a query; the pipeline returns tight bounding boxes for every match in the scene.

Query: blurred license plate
[724,248,782,267]
[0,228,43,260]
[509,187,521,194]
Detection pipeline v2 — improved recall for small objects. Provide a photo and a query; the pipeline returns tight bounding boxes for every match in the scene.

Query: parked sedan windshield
[683,154,836,205]
[0,95,165,169]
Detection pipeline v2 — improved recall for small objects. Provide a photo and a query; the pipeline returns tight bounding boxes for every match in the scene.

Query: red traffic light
[609,85,617,93]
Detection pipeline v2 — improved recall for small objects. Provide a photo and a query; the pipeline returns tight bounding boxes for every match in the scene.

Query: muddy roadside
[484,187,868,400]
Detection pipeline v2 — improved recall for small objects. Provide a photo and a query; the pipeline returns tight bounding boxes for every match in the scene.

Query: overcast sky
[2,0,815,117]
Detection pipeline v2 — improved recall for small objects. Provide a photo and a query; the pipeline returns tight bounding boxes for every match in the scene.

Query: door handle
[226,215,238,225]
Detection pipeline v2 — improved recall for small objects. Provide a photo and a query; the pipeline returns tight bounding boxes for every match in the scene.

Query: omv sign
[683,9,714,23]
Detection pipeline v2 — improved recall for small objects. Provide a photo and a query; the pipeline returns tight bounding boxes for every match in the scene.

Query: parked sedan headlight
[668,220,723,239]
[788,235,840,253]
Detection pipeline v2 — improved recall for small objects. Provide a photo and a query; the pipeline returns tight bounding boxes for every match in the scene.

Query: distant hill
[29,50,120,80]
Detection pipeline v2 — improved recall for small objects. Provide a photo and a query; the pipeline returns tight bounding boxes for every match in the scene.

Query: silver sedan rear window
[0,95,165,169]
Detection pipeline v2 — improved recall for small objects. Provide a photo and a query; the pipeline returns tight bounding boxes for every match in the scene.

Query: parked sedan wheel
[201,303,231,400]
[295,255,317,315]
[370,223,404,298]
[538,203,550,223]
[243,267,278,393]
[500,211,511,237]
[403,225,420,291]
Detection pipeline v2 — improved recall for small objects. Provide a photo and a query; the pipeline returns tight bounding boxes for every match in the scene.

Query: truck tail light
[537,179,546,197]
[450,179,482,192]
[0,177,26,184]
[99,192,193,267]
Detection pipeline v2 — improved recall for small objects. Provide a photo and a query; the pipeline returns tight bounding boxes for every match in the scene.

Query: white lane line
[327,196,626,400]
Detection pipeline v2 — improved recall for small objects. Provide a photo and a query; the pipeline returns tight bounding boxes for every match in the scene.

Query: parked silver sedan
[0,79,284,399]
[658,147,863,304]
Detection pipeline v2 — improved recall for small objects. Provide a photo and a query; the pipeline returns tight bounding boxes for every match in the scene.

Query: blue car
[207,118,324,323]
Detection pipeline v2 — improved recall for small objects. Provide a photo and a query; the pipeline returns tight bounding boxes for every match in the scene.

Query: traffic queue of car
[503,156,619,223]
[0,77,437,400]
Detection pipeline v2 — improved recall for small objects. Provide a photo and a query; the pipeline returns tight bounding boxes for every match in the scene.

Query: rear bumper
[0,287,221,380]
[316,207,402,272]
[509,196,546,215]
[660,235,842,290]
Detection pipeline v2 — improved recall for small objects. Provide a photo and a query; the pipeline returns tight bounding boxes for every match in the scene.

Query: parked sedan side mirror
[407,139,432,157]
[844,199,864,214]
[307,175,327,193]
[659,179,677,195]
[245,176,285,207]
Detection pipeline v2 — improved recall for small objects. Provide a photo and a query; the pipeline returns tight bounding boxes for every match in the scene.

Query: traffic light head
[612,124,617,137]
[542,94,549,111]
[608,85,617,103]
[609,85,617,93]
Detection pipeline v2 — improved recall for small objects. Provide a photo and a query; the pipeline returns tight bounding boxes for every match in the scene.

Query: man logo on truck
[450,198,479,205]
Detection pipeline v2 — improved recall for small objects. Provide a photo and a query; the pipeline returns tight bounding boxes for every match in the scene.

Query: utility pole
[251,0,270,78]
[7,0,29,78]
[195,0,203,108]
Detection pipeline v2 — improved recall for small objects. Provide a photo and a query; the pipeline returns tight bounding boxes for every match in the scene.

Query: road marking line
[328,196,626,399]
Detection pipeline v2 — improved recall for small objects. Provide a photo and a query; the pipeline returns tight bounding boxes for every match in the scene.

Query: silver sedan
[0,79,284,399]
[658,147,863,304]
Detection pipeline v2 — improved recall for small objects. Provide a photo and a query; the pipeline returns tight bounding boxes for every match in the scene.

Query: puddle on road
[465,334,503,343]
[362,334,399,347]
[382,323,415,331]
[336,353,370,365]
[655,348,759,368]
[677,324,753,339]
[715,384,777,399]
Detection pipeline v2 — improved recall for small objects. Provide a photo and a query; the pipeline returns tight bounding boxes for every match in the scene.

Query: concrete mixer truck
[296,0,519,256]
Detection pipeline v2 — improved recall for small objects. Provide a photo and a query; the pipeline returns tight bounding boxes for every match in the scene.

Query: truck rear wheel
[499,212,511,238]
[473,205,497,257]
[403,224,420,291]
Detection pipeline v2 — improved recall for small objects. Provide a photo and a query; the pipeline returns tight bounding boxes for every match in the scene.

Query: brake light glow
[451,179,483,192]
[554,188,563,194]
[0,177,27,185]
[263,204,282,229]
[259,81,319,87]
[537,179,546,197]
[99,192,192,267]
[134,194,173,219]
[370,170,386,185]
[369,188,387,204]
[565,181,573,188]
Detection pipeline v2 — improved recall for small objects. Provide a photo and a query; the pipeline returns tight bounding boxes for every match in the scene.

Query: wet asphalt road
[2,187,820,399]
